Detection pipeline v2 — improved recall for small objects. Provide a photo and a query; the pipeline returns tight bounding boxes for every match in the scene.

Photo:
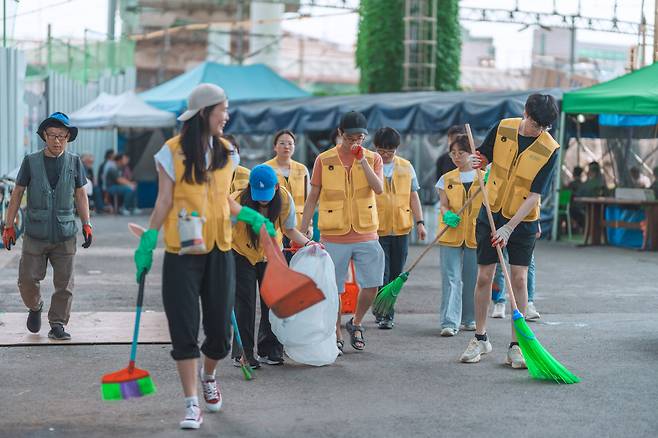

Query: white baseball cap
[177,83,227,122]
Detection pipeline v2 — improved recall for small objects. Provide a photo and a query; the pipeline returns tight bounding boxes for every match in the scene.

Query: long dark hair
[180,104,229,184]
[239,184,282,248]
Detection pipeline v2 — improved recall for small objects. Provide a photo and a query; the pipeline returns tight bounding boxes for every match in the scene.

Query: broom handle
[465,124,519,313]
[406,186,482,273]
[129,271,147,371]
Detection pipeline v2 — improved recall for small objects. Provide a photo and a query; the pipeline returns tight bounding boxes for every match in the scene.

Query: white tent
[69,91,176,129]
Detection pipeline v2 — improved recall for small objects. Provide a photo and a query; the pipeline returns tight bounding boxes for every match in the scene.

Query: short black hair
[373,127,401,150]
[525,94,559,129]
[573,166,583,177]
[449,134,470,154]
[104,149,115,160]
[114,153,125,162]
[447,125,465,138]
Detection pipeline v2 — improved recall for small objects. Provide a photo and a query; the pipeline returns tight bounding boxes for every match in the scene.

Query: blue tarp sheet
[226,89,563,134]
[141,62,310,114]
[599,114,658,127]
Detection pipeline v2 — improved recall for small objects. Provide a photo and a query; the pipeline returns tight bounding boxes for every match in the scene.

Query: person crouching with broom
[231,164,320,367]
[459,94,560,369]
[435,134,482,337]
[372,127,426,329]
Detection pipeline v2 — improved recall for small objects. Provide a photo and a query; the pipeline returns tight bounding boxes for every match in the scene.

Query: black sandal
[336,339,344,356]
[346,318,366,351]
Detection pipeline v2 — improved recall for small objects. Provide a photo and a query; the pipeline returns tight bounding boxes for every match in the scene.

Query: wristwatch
[416,220,425,226]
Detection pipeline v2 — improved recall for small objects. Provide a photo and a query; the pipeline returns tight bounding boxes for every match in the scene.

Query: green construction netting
[25,38,134,82]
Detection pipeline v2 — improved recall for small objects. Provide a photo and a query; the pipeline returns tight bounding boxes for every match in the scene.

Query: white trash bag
[269,244,339,366]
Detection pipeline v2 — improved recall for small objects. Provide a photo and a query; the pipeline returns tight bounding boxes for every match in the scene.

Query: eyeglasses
[375,148,396,156]
[45,132,69,142]
[343,134,366,144]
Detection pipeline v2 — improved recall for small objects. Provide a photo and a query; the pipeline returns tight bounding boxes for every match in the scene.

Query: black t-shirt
[16,153,87,190]
[476,121,559,235]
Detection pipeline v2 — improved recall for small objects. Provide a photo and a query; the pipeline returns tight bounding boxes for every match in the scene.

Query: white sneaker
[460,337,492,363]
[506,345,527,369]
[525,302,541,321]
[180,404,203,429]
[440,327,457,337]
[199,368,222,412]
[491,302,506,319]
[459,322,476,331]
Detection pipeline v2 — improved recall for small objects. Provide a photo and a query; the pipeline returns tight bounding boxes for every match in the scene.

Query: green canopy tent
[553,62,658,239]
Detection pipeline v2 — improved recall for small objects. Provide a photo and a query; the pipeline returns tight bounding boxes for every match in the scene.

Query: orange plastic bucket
[340,260,359,314]
[259,228,325,318]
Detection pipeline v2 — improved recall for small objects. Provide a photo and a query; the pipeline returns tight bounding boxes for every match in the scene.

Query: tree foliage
[435,0,461,91]
[356,0,405,93]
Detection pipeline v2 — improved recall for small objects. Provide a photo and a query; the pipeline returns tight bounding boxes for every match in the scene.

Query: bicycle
[1,176,25,240]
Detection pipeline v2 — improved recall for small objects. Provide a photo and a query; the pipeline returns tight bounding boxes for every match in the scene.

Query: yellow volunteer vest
[264,158,307,227]
[163,135,233,253]
[486,118,560,222]
[438,169,483,248]
[230,165,251,194]
[317,147,379,235]
[376,156,414,236]
[231,186,293,265]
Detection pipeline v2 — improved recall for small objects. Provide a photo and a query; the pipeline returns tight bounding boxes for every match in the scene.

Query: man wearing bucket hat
[300,111,385,353]
[2,112,92,341]
[231,164,317,367]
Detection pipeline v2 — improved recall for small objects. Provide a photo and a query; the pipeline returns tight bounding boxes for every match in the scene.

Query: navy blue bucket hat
[37,112,78,142]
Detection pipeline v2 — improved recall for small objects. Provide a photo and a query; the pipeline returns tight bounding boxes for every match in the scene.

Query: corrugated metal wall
[0,48,26,176]
[46,68,136,165]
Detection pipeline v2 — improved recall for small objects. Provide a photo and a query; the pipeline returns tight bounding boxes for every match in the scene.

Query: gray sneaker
[460,337,492,363]
[48,324,71,341]
[506,345,527,369]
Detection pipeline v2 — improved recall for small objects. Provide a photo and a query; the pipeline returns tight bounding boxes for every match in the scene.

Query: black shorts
[476,221,536,267]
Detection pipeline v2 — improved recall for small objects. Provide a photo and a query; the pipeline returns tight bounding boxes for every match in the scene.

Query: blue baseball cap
[249,164,278,202]
[37,112,78,142]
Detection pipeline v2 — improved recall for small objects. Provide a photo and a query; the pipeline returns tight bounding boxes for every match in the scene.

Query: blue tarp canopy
[226,89,563,134]
[140,62,310,114]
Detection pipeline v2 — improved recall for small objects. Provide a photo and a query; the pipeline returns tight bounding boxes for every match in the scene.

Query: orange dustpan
[259,227,325,318]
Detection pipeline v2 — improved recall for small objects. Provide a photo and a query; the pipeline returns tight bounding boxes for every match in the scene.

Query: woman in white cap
[133,83,276,430]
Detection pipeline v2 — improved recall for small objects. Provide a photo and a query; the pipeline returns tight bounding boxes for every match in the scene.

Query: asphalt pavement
[1,214,656,437]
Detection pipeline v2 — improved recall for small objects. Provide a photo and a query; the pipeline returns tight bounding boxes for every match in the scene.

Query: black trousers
[231,251,283,359]
[162,248,235,361]
[376,234,410,318]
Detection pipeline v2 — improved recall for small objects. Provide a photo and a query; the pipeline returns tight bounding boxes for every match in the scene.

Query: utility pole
[47,24,52,71]
[654,0,658,62]
[236,1,244,64]
[107,0,116,71]
[3,0,6,47]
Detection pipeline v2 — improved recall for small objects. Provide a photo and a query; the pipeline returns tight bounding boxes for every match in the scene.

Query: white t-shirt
[435,169,476,191]
[154,136,239,181]
[383,161,420,192]
[271,161,312,194]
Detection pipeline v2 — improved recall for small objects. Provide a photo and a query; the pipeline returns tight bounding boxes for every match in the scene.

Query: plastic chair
[558,188,573,239]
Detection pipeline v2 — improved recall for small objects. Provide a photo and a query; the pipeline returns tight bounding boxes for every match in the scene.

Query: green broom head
[512,310,580,384]
[373,272,409,316]
[101,364,157,401]
[240,358,254,381]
